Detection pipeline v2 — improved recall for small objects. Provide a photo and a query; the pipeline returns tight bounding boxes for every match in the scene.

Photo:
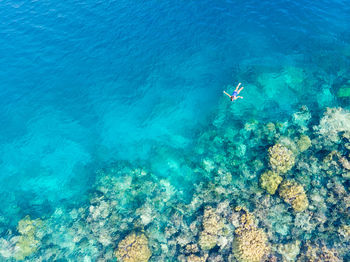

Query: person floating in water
[223,82,244,101]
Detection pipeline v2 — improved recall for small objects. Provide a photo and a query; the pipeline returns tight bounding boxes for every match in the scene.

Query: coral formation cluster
[268,144,295,173]
[279,180,309,212]
[296,135,312,152]
[14,216,43,260]
[260,170,283,194]
[115,232,152,262]
[0,92,350,261]
[232,207,270,262]
[277,240,301,261]
[316,107,350,144]
[298,241,342,262]
[198,206,225,250]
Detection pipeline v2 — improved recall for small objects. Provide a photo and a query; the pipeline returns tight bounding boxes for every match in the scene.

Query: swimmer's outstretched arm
[233,96,243,100]
[223,91,232,98]
[235,83,241,91]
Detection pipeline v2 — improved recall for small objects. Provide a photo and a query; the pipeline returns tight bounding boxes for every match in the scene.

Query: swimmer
[223,82,244,101]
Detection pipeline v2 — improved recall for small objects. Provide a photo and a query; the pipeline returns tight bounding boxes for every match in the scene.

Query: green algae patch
[260,170,283,194]
[337,87,350,98]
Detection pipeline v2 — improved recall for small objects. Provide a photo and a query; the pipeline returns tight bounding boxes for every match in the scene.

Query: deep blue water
[0,0,350,236]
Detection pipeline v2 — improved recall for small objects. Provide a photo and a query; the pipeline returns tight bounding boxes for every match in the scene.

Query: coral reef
[279,180,309,212]
[339,156,350,170]
[315,107,350,144]
[178,254,208,262]
[198,206,225,250]
[292,105,311,132]
[260,170,283,194]
[338,225,350,241]
[115,232,152,262]
[232,207,270,262]
[268,144,295,174]
[296,135,312,152]
[14,216,43,260]
[277,240,301,261]
[298,241,343,262]
[1,97,350,261]
[264,203,292,237]
[233,228,269,262]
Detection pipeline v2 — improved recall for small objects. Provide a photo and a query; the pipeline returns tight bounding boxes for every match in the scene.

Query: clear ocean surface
[0,0,350,260]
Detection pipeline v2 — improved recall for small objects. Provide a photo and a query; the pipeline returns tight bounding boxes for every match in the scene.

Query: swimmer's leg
[235,83,241,91]
[237,86,244,93]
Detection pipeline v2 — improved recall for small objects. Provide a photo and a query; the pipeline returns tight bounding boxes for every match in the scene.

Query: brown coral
[115,232,151,262]
[233,227,269,262]
[198,206,225,251]
[279,180,308,212]
[232,207,270,262]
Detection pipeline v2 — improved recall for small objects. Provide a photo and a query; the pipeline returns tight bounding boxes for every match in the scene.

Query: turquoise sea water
[0,0,350,260]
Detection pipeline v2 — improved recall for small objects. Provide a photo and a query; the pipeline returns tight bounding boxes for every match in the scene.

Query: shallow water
[0,0,350,260]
